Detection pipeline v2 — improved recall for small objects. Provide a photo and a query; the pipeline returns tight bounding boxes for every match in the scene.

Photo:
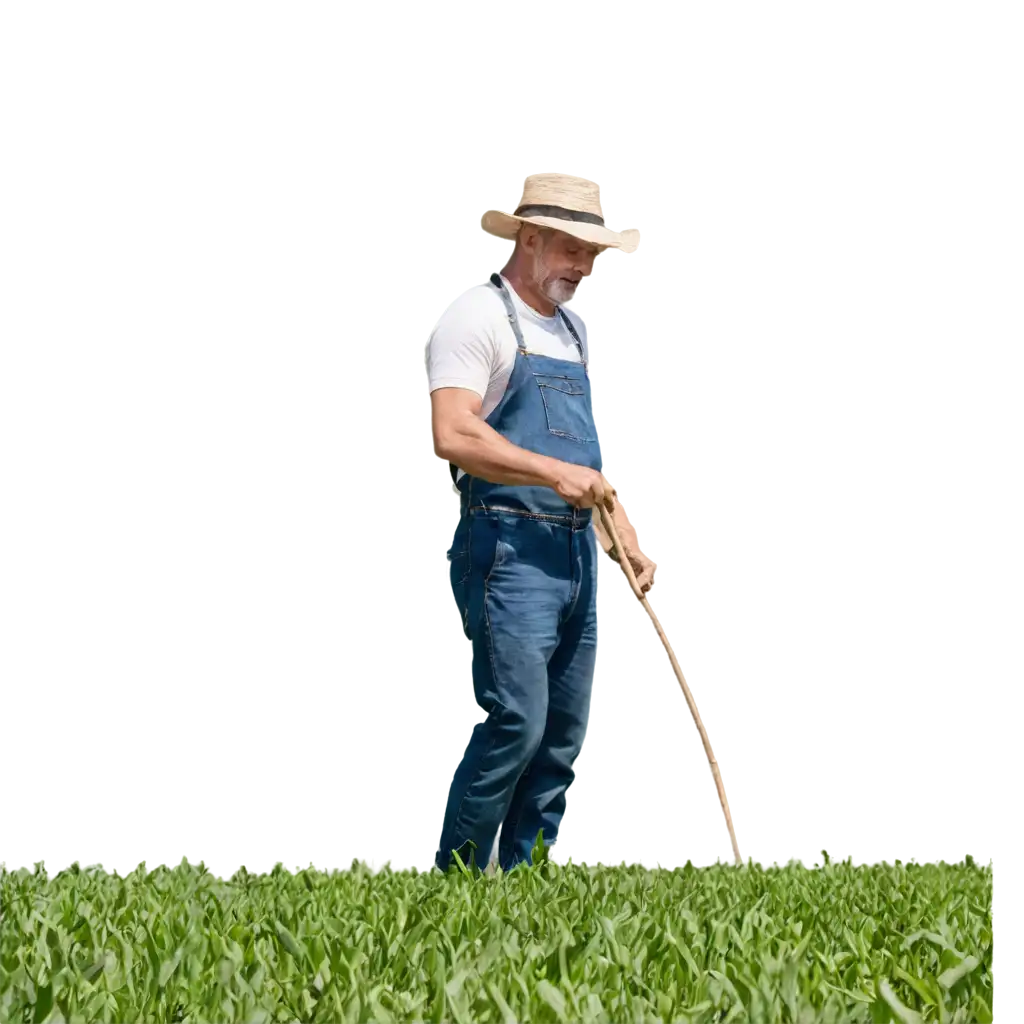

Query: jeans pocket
[447,537,470,574]
[468,515,503,576]
[448,521,471,637]
[485,535,513,584]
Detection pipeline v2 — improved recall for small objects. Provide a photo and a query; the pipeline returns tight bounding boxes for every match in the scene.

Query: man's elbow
[432,426,459,462]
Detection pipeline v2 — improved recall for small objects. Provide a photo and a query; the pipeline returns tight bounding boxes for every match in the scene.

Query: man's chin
[547,282,579,304]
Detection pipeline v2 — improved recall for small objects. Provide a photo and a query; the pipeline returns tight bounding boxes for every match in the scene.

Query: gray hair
[503,225,552,266]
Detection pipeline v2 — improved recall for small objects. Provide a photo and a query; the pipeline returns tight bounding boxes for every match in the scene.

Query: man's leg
[497,526,598,872]
[435,516,566,872]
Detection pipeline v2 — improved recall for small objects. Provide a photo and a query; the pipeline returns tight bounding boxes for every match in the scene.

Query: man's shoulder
[433,279,506,334]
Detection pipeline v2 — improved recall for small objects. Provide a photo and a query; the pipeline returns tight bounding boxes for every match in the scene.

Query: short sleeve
[425,291,501,398]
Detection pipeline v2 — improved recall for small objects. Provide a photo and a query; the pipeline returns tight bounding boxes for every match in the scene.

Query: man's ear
[519,223,544,255]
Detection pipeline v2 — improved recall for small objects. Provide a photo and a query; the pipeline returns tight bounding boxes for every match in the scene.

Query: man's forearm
[437,414,559,488]
[612,499,640,546]
[593,495,639,556]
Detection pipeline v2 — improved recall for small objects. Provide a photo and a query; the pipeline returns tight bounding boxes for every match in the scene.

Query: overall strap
[450,274,527,485]
[490,273,529,354]
[556,307,587,368]
[450,275,588,486]
[491,272,586,369]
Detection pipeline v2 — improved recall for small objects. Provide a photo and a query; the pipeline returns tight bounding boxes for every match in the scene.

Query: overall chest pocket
[533,373,597,443]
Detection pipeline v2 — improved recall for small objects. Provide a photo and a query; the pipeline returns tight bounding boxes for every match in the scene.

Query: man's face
[528,228,602,305]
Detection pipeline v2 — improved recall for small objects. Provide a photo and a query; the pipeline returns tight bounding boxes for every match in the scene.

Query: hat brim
[481,210,639,254]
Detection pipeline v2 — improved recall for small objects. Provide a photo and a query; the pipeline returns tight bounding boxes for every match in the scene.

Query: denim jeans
[434,508,598,874]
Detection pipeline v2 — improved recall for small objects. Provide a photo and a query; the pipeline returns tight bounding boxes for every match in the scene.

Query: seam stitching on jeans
[448,533,507,858]
[500,766,531,864]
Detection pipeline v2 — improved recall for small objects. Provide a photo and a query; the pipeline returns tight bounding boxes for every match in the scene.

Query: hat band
[513,203,605,227]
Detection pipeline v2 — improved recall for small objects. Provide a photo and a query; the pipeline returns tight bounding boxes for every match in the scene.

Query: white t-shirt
[425,276,589,486]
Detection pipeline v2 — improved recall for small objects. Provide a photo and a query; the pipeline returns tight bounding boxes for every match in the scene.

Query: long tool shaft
[598,502,742,866]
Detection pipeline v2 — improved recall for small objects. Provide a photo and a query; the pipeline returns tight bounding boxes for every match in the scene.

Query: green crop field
[1,850,991,1023]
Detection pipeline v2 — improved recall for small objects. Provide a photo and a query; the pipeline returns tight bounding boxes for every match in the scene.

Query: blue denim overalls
[435,273,603,874]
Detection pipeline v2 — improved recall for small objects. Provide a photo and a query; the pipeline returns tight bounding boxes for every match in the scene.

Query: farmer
[426,173,657,874]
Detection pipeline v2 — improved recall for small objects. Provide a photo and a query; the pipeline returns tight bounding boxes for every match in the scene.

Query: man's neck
[499,261,556,317]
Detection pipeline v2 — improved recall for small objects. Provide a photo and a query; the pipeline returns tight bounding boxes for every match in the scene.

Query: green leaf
[892,965,939,1006]
[32,982,53,1024]
[536,979,568,1023]
[937,955,979,989]
[274,921,305,963]
[81,959,104,982]
[485,981,518,1024]
[157,957,176,987]
[878,980,923,1024]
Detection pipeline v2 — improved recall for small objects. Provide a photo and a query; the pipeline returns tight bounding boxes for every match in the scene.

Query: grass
[0,847,992,1023]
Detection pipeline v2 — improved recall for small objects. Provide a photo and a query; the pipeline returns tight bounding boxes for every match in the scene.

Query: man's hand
[592,493,657,593]
[616,543,657,593]
[550,464,616,511]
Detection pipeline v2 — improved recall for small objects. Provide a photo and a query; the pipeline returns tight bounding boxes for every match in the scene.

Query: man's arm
[431,387,615,510]
[426,292,615,506]
[431,387,560,488]
[424,293,655,588]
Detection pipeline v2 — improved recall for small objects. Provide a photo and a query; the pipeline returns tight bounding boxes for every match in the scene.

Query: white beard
[533,249,578,306]
[544,276,577,303]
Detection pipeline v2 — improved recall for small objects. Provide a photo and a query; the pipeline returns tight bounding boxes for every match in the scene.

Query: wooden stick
[598,501,742,866]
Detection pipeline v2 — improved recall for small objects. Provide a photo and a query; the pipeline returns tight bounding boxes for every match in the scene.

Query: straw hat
[482,173,640,253]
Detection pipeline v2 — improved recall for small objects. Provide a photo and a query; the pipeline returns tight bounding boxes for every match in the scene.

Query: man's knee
[505,701,548,766]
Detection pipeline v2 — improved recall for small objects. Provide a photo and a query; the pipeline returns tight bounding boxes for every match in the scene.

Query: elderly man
[425,173,656,875]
